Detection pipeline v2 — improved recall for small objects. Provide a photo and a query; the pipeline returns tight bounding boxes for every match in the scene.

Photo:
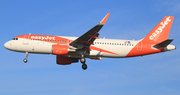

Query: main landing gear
[80,56,87,70]
[23,52,28,63]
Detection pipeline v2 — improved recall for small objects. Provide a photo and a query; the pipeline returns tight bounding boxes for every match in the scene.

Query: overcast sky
[0,0,180,95]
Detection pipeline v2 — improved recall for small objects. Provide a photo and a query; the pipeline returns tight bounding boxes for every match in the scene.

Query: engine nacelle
[56,55,79,65]
[53,45,69,55]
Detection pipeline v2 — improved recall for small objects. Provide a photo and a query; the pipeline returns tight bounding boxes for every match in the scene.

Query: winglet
[99,12,110,24]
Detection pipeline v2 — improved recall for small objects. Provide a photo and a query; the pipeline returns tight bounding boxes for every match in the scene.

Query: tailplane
[142,16,174,44]
[153,39,173,48]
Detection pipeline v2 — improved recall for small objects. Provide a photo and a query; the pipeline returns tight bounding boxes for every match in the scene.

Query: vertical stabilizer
[142,16,174,44]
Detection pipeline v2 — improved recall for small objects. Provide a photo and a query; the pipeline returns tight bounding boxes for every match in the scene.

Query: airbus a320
[4,13,176,70]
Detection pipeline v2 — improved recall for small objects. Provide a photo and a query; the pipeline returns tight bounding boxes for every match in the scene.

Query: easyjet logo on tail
[149,17,171,40]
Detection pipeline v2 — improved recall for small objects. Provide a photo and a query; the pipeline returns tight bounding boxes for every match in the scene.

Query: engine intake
[52,45,69,55]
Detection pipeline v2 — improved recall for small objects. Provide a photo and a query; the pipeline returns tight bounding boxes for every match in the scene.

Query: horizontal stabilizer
[153,39,173,48]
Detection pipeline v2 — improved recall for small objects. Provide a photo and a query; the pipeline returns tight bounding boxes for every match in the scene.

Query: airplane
[4,13,176,70]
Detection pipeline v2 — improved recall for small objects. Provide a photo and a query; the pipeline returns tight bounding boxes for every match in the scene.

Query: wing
[69,13,110,50]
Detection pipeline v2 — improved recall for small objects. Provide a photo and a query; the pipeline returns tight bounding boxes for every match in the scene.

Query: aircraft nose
[4,41,11,50]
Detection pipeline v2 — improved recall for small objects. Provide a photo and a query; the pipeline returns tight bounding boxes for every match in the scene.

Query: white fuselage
[4,36,139,58]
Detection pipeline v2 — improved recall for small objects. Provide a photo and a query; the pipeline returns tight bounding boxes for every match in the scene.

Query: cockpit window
[12,38,18,40]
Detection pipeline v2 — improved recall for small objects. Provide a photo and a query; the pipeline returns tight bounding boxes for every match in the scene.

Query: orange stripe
[90,46,118,55]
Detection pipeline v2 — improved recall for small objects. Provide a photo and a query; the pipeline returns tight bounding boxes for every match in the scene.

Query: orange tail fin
[142,16,174,44]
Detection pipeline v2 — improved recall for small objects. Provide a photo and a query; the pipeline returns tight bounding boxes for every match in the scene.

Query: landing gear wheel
[82,64,87,70]
[23,59,28,63]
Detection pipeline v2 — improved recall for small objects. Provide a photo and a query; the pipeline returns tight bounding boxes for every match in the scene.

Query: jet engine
[52,45,69,55]
[56,55,79,65]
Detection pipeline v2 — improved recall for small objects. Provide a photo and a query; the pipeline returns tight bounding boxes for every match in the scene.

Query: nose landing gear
[23,52,28,63]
